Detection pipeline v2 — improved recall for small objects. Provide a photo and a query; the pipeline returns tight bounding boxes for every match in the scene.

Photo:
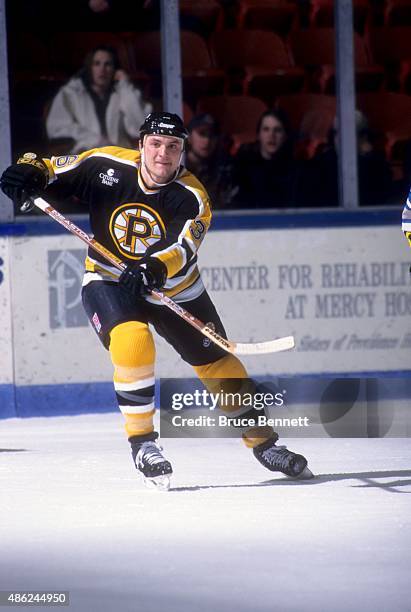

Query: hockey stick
[30,196,295,356]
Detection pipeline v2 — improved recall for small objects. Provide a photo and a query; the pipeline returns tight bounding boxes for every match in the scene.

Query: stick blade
[233,335,295,356]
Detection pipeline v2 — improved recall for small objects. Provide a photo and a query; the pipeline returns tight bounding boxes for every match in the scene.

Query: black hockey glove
[0,154,49,212]
[119,257,167,296]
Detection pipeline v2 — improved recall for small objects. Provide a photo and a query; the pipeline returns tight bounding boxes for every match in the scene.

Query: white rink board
[11,234,111,386]
[0,236,13,384]
[9,224,411,385]
[201,225,411,375]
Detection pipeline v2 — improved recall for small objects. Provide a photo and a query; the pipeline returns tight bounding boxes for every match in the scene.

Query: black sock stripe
[116,392,154,406]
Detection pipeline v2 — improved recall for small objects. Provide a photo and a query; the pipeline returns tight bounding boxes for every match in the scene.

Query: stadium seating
[235,0,299,36]
[357,92,411,160]
[289,28,384,93]
[7,4,411,185]
[366,26,411,92]
[308,0,369,32]
[179,0,224,36]
[209,30,305,103]
[196,95,267,152]
[49,32,131,76]
[276,93,336,158]
[127,31,225,103]
[183,101,194,126]
[8,33,57,83]
[384,0,411,26]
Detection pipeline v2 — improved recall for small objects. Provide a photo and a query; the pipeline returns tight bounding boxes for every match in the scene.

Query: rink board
[0,236,14,416]
[0,210,410,420]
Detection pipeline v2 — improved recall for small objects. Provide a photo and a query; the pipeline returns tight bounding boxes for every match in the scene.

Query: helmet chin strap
[140,138,185,188]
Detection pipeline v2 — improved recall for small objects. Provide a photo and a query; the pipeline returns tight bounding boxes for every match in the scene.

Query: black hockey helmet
[139,112,188,142]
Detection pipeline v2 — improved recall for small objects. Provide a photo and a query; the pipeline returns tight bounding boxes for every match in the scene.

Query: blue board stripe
[0,207,403,237]
[14,382,116,418]
[0,374,409,419]
[0,384,17,418]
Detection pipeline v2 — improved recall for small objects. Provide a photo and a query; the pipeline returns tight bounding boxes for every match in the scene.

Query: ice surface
[1,413,410,612]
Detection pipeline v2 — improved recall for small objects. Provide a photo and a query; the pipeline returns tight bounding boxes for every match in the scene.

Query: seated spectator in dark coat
[231,109,299,209]
[185,114,236,209]
[299,111,393,206]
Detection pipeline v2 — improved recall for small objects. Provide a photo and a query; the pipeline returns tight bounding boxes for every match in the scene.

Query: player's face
[142,134,184,184]
[258,116,287,158]
[189,127,217,159]
[91,50,115,90]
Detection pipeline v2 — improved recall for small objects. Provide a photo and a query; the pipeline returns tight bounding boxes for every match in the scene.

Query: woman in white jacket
[46,46,153,153]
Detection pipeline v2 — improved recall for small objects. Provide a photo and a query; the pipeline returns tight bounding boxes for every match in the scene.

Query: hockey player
[403,189,411,251]
[0,112,310,489]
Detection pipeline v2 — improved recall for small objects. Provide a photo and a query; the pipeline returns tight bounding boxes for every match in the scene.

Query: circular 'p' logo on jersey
[109,203,165,259]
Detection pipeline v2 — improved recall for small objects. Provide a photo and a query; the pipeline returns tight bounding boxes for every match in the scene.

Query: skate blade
[142,474,171,491]
[292,466,315,480]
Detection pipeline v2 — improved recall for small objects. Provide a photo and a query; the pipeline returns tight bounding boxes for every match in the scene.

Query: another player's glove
[119,257,167,296]
[0,153,49,212]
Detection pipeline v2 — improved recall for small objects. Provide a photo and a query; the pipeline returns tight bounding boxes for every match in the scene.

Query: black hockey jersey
[43,146,212,301]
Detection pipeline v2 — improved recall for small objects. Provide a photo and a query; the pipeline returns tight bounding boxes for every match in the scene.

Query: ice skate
[131,440,173,491]
[253,437,313,479]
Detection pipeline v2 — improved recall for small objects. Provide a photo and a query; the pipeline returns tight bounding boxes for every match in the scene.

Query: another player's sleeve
[146,172,212,279]
[402,189,411,248]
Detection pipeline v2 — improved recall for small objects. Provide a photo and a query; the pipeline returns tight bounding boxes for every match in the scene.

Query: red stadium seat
[384,0,411,26]
[179,0,224,36]
[289,28,384,93]
[9,33,60,82]
[357,92,411,159]
[367,26,411,64]
[308,0,369,32]
[128,31,225,103]
[183,101,194,126]
[49,32,131,76]
[367,26,411,91]
[209,30,305,103]
[196,95,267,152]
[276,94,336,158]
[236,0,299,36]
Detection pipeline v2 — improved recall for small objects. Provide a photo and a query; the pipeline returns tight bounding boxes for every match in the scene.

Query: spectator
[46,46,152,154]
[299,110,393,206]
[185,114,236,209]
[231,109,299,209]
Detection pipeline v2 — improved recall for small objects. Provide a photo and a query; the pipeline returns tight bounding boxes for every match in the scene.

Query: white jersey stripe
[145,276,205,305]
[82,272,118,286]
